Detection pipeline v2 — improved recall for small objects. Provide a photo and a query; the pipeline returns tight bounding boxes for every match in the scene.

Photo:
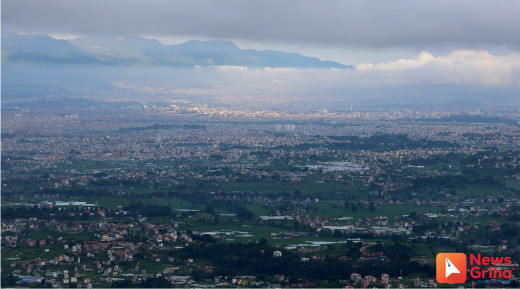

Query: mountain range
[2,31,350,69]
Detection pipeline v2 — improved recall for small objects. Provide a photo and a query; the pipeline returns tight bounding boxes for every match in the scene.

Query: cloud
[356,50,518,86]
[5,50,520,108]
[357,51,436,71]
[199,50,519,89]
[3,0,520,49]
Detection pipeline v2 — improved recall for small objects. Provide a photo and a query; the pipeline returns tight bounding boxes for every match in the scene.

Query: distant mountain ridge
[2,31,351,69]
[1,31,98,64]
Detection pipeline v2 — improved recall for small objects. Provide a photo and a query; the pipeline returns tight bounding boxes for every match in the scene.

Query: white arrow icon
[445,257,460,278]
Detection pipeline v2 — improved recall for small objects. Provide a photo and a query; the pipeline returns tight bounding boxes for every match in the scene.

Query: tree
[293,221,300,230]
[1,274,17,287]
[369,202,375,212]
[204,205,214,214]
[112,279,133,288]
[140,277,172,288]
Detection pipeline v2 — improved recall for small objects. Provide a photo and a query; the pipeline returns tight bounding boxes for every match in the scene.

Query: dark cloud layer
[3,0,520,49]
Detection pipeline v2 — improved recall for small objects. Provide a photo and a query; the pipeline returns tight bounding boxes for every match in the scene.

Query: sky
[3,0,520,64]
[3,0,520,105]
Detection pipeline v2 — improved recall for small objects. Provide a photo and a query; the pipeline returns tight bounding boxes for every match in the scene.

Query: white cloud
[49,33,79,40]
[204,50,520,89]
[356,50,518,86]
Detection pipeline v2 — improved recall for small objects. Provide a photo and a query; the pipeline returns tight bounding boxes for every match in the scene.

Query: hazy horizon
[3,1,520,110]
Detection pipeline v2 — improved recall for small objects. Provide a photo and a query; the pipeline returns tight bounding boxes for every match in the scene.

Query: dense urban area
[3,103,520,288]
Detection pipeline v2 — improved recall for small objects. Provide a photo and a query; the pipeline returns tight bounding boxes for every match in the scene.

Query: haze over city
[3,0,520,110]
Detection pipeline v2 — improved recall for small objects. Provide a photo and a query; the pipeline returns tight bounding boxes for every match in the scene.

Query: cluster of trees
[2,206,103,221]
[344,201,375,213]
[160,240,433,285]
[411,170,504,191]
[282,134,456,152]
[123,202,172,217]
[111,277,172,288]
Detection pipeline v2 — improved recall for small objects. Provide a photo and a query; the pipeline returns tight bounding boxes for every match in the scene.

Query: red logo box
[436,253,467,283]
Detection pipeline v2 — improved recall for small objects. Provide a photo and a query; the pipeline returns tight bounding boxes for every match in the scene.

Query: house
[17,276,44,284]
